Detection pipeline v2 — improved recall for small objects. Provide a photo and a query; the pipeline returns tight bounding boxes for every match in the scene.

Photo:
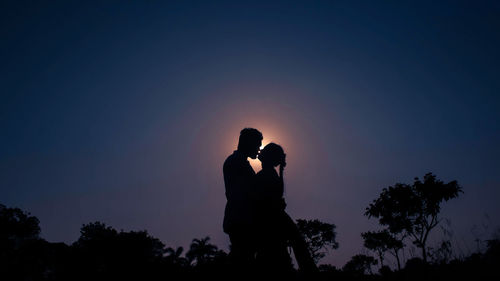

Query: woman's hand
[279,163,285,177]
[279,154,286,178]
[279,198,287,210]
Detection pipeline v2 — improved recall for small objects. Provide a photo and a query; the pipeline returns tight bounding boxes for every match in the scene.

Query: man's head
[237,128,263,159]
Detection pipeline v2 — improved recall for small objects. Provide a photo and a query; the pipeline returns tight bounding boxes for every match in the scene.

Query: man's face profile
[248,140,262,159]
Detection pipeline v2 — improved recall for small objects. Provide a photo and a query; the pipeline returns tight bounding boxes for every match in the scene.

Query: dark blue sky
[1,1,499,267]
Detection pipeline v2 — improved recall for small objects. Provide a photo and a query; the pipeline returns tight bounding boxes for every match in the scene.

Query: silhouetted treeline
[2,203,499,281]
[1,173,499,280]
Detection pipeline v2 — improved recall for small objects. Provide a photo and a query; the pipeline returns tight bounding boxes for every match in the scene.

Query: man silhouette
[223,128,263,270]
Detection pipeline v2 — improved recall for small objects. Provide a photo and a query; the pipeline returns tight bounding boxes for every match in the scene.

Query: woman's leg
[281,213,318,273]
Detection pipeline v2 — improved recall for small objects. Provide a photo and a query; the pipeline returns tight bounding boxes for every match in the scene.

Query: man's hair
[237,128,263,151]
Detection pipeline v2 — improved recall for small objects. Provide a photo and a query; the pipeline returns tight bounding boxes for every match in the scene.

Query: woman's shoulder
[256,169,280,188]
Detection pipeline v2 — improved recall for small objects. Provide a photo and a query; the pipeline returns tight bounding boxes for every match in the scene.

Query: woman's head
[258,143,286,167]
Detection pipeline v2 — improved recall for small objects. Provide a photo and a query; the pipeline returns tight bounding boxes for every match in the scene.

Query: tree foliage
[166,246,189,267]
[365,173,462,262]
[72,221,166,279]
[296,219,339,263]
[0,204,44,280]
[0,204,40,242]
[362,230,403,268]
[186,236,222,267]
[343,254,377,275]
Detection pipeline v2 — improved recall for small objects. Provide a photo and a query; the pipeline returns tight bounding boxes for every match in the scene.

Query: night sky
[1,1,499,267]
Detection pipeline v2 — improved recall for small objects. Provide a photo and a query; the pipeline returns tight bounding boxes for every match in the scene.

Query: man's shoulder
[223,152,235,167]
[224,151,246,167]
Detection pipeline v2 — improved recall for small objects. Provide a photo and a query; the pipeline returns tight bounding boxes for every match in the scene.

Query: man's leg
[228,231,257,272]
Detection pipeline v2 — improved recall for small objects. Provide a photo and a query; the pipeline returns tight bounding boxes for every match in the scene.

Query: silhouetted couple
[222,128,317,276]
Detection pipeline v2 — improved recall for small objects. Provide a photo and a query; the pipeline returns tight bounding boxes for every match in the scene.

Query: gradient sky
[1,1,499,267]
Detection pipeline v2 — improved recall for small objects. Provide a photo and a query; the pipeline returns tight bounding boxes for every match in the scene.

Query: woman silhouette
[254,143,317,274]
